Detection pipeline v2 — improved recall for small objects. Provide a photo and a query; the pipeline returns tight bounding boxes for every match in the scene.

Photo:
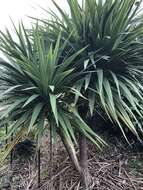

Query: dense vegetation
[0,0,143,189]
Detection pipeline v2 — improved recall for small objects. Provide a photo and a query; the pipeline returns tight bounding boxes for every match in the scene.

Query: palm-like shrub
[37,0,143,186]
[40,0,143,138]
[0,0,143,188]
[0,24,105,180]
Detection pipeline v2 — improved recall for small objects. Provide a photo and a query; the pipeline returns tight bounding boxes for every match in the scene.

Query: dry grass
[2,135,143,190]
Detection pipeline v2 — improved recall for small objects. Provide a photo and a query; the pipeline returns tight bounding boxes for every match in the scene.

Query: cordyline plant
[35,0,143,187]
[0,24,105,188]
[0,0,143,188]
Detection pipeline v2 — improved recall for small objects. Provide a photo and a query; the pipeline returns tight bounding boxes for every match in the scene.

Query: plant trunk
[10,134,13,170]
[59,130,93,189]
[49,128,53,189]
[37,149,41,187]
[79,133,92,189]
[59,131,81,174]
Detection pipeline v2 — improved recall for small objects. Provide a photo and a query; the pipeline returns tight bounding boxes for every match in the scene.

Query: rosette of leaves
[0,23,105,187]
[35,0,143,187]
[40,0,143,141]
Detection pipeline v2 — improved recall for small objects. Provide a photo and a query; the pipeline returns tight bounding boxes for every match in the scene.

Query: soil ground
[0,130,143,190]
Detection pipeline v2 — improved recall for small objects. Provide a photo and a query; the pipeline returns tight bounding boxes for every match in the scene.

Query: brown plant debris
[1,135,143,190]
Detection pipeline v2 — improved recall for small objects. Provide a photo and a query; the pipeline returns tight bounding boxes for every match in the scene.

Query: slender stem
[79,134,88,170]
[37,148,41,187]
[5,125,8,148]
[10,134,13,170]
[59,130,81,173]
[5,125,8,142]
[49,127,53,189]
[79,133,91,188]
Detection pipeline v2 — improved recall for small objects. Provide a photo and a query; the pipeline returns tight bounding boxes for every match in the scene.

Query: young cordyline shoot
[0,0,143,188]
